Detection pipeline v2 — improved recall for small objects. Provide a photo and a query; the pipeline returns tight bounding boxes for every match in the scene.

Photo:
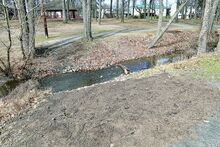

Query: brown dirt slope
[0,73,220,147]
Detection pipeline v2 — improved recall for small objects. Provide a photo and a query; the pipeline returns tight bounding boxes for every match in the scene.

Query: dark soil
[1,73,220,147]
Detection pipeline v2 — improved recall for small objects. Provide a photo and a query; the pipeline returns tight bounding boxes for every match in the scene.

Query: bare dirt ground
[1,73,220,147]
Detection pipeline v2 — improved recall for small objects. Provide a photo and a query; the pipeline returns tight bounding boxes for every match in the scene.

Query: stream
[0,51,189,97]
[40,52,188,92]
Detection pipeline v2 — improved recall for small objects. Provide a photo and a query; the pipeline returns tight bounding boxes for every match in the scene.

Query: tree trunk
[157,0,163,36]
[194,0,198,19]
[127,0,130,18]
[110,0,113,17]
[147,0,152,20]
[12,0,18,19]
[144,0,147,19]
[132,0,135,17]
[82,0,93,40]
[216,6,220,21]
[98,0,101,24]
[209,0,220,33]
[189,0,193,19]
[2,0,12,75]
[116,0,119,18]
[166,0,168,18]
[27,0,35,57]
[63,0,68,23]
[92,0,97,18]
[41,0,49,38]
[181,4,185,19]
[121,0,125,22]
[175,0,179,22]
[201,0,206,19]
[148,0,189,48]
[17,0,29,58]
[217,37,220,51]
[197,0,212,54]
[66,0,70,20]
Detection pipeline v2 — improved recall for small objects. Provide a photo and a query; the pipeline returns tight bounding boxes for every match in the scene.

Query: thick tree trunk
[116,0,119,18]
[82,0,93,40]
[197,0,212,54]
[209,0,220,33]
[92,0,97,18]
[127,0,130,18]
[63,0,68,23]
[27,0,35,57]
[121,0,125,22]
[110,0,113,17]
[157,0,163,36]
[98,0,101,24]
[148,0,189,48]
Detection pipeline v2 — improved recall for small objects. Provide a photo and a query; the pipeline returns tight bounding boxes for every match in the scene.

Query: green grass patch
[194,56,220,81]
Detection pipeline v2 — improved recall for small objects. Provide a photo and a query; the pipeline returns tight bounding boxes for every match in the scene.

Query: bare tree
[132,0,135,17]
[209,0,220,33]
[98,0,102,24]
[17,0,36,58]
[121,0,125,22]
[116,0,119,18]
[135,6,142,18]
[110,0,113,17]
[194,0,198,19]
[127,0,130,17]
[27,0,35,57]
[157,0,163,36]
[41,0,49,38]
[12,0,18,19]
[1,0,12,77]
[82,0,93,40]
[148,0,189,48]
[175,0,180,22]
[66,0,70,20]
[63,0,68,23]
[197,0,212,54]
[144,0,146,19]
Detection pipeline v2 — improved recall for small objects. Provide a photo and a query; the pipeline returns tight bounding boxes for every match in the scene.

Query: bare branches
[148,0,189,49]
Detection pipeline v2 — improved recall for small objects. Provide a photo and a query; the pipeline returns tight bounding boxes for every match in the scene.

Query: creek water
[0,52,189,97]
[40,52,188,92]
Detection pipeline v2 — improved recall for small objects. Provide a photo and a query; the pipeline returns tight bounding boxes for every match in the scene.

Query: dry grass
[0,80,52,123]
[127,51,220,82]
